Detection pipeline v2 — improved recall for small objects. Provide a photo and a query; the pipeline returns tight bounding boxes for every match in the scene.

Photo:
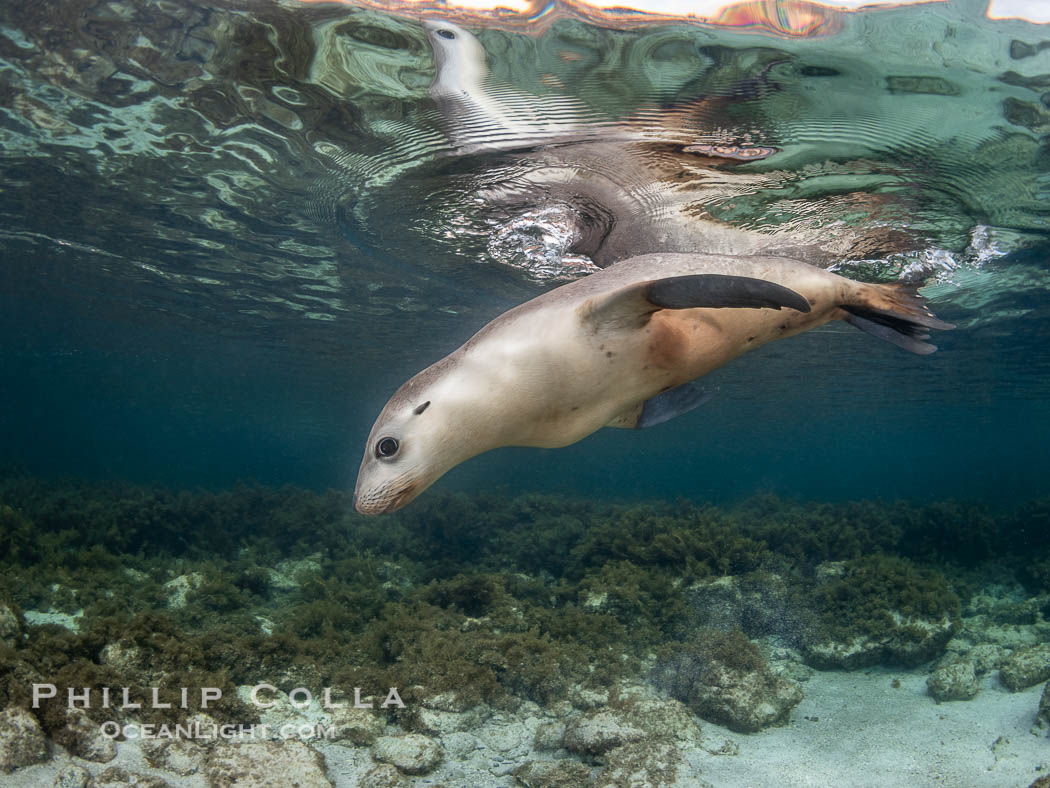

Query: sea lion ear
[578,274,812,330]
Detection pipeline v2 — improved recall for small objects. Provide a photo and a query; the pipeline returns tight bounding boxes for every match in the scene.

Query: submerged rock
[968,643,1009,675]
[685,574,797,638]
[22,609,83,633]
[610,693,702,746]
[569,685,610,711]
[0,706,49,773]
[683,662,802,733]
[514,759,593,787]
[268,554,323,591]
[358,763,403,788]
[533,721,566,751]
[162,572,204,610]
[205,740,332,788]
[372,733,443,775]
[1038,682,1050,734]
[408,694,488,736]
[1001,643,1050,691]
[90,766,171,788]
[927,661,979,701]
[52,763,90,788]
[329,705,387,746]
[563,710,646,756]
[0,602,23,648]
[52,708,115,763]
[595,741,691,788]
[141,737,205,776]
[655,630,802,733]
[803,557,959,669]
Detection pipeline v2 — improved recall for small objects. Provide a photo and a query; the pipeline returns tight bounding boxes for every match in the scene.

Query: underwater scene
[2,0,1050,785]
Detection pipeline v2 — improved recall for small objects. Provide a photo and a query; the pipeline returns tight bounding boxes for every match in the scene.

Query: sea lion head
[422,19,488,96]
[354,356,489,515]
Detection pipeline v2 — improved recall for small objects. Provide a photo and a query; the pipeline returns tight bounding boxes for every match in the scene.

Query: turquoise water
[2,1,1050,785]
[1,0,1048,505]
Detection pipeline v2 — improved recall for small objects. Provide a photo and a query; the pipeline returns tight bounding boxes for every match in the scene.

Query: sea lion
[353,252,952,514]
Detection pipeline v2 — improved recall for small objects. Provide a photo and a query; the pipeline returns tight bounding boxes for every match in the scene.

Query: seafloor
[2,473,1050,787]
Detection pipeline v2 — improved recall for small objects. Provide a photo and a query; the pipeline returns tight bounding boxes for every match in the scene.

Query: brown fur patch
[645,313,690,369]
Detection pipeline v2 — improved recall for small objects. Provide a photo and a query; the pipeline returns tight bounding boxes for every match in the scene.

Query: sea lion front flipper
[580,274,811,330]
[636,381,714,428]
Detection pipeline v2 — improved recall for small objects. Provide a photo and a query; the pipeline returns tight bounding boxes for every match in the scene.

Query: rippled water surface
[1,0,1048,501]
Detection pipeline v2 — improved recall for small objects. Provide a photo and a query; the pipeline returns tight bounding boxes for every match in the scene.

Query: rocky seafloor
[2,474,1050,786]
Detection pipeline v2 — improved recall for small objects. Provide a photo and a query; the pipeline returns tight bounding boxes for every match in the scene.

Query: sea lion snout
[354,477,419,515]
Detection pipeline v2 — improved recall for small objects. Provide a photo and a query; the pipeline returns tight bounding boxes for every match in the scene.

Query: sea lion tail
[840,283,954,355]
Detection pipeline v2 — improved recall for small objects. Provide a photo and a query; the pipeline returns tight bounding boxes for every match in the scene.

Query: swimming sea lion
[353,253,952,514]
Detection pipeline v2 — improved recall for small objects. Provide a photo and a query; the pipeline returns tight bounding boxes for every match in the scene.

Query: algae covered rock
[514,758,593,787]
[803,557,959,669]
[563,709,646,756]
[408,693,488,736]
[372,733,443,775]
[162,572,204,610]
[1038,681,1050,733]
[654,630,802,733]
[1001,643,1050,691]
[90,766,171,788]
[614,695,702,746]
[141,737,205,776]
[969,643,1009,675]
[205,740,332,788]
[329,705,387,745]
[52,707,115,763]
[685,574,797,638]
[53,763,90,788]
[0,706,49,773]
[927,661,979,701]
[533,721,566,751]
[0,601,23,648]
[358,763,403,788]
[594,741,692,788]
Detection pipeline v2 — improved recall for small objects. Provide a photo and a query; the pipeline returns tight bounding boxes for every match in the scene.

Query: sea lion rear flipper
[580,274,811,330]
[636,381,714,428]
[841,283,954,355]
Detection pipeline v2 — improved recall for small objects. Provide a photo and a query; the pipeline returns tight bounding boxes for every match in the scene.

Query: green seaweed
[809,555,961,644]
[0,474,1039,735]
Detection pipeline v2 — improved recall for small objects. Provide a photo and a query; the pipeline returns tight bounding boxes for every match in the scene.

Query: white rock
[23,609,83,632]
[163,573,204,609]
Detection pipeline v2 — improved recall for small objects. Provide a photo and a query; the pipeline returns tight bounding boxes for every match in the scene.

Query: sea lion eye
[437,29,456,40]
[376,437,400,459]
